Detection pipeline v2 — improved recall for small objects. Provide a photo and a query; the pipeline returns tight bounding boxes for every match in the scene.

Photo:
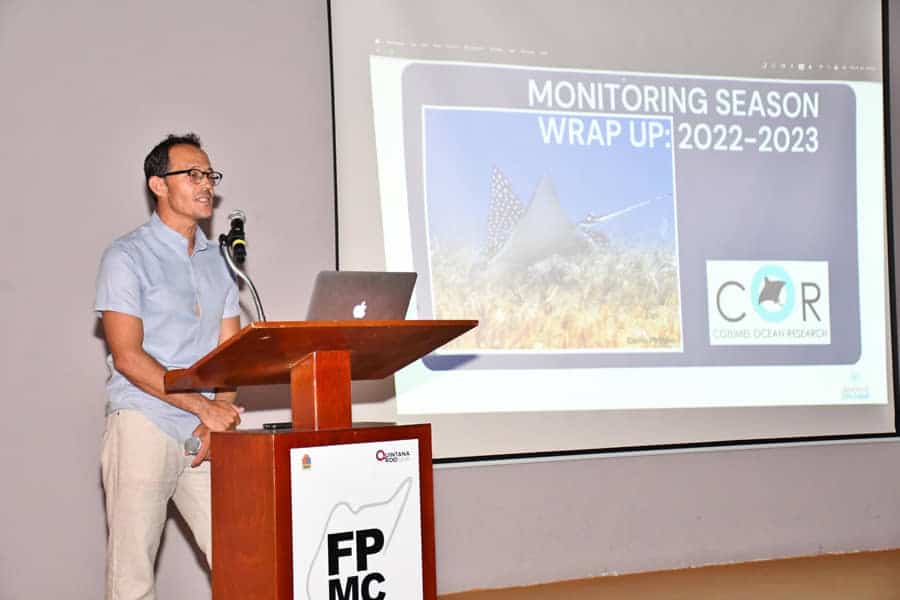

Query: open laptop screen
[306,271,417,321]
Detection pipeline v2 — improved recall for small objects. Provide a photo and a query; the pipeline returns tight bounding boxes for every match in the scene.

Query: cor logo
[707,260,830,346]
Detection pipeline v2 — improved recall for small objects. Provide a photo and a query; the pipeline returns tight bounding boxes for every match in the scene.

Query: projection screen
[329,0,896,460]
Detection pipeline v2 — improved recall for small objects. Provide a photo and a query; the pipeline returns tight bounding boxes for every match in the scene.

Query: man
[95,133,242,599]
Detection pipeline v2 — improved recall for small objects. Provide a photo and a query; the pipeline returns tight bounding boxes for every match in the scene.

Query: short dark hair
[144,133,203,183]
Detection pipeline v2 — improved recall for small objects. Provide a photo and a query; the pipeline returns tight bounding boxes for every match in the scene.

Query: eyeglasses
[162,168,224,186]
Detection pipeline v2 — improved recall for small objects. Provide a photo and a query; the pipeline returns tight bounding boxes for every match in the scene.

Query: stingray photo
[421,106,683,352]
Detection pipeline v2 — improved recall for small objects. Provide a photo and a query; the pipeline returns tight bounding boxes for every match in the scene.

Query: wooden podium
[165,319,476,600]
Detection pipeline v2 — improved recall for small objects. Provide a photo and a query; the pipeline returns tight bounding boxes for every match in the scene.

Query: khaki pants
[101,410,211,600]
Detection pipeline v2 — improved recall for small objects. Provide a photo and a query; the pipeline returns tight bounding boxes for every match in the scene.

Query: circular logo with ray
[750,265,795,323]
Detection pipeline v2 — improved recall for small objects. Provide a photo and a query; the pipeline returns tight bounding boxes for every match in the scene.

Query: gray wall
[0,1,335,598]
[2,1,900,598]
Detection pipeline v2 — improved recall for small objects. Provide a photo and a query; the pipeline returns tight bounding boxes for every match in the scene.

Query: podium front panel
[290,439,423,600]
[211,424,435,600]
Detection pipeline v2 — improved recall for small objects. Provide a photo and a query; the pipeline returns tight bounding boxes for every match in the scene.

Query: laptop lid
[306,271,417,321]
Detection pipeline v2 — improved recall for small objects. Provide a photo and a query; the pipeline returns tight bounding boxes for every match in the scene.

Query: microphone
[223,209,247,264]
[184,436,202,456]
[218,208,267,322]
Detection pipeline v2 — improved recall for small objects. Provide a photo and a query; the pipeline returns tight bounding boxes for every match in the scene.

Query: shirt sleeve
[94,244,142,319]
[222,275,240,319]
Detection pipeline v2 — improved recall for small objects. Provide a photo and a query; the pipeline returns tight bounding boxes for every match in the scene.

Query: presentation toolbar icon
[762,61,875,73]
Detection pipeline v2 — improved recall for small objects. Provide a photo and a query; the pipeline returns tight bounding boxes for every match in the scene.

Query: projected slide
[366,56,889,418]
[375,59,868,374]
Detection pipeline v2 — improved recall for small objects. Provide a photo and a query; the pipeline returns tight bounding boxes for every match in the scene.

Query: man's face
[153,144,215,223]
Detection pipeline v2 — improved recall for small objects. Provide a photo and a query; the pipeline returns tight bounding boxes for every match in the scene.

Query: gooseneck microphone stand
[219,234,267,323]
[185,219,270,455]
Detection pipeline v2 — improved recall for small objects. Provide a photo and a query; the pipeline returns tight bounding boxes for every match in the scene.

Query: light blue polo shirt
[95,212,240,442]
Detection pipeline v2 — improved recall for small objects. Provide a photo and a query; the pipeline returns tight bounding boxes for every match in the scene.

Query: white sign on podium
[290,439,423,600]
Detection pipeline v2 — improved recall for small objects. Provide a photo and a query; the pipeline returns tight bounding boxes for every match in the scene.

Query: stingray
[758,277,786,306]
[483,167,653,276]
[488,175,588,273]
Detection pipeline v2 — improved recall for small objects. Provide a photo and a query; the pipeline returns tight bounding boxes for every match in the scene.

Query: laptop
[305,270,417,321]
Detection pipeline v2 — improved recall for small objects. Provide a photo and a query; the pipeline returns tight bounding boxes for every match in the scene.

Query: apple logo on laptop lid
[352,300,367,319]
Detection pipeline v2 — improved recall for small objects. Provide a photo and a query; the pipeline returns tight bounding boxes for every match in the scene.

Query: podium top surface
[164,319,476,392]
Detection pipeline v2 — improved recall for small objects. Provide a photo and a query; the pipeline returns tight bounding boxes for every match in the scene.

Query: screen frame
[326,0,900,464]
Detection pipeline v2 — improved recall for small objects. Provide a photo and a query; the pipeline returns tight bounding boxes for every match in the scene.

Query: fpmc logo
[307,478,417,600]
[706,260,831,346]
[327,529,387,600]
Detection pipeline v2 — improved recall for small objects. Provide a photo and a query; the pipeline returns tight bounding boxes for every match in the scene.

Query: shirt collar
[150,212,209,254]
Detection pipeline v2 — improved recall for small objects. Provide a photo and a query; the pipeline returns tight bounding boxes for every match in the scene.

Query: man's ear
[148,176,167,199]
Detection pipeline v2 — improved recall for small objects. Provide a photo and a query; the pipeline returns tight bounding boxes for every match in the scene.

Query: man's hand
[189,424,212,468]
[198,399,243,432]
